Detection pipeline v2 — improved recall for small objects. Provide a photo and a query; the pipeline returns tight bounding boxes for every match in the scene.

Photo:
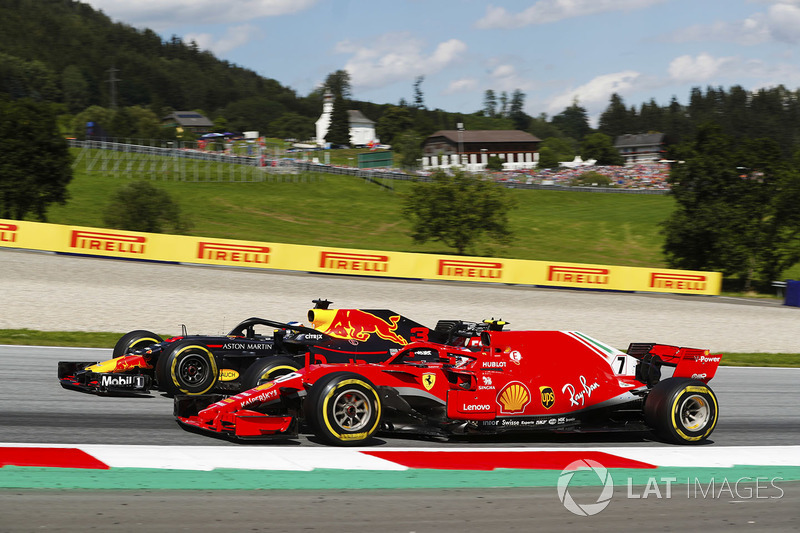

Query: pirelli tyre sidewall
[159,343,218,396]
[240,357,300,390]
[306,372,382,446]
[112,329,163,359]
[644,377,719,444]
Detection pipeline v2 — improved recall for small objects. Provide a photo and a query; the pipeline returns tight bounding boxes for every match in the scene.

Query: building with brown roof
[162,111,214,136]
[422,129,542,171]
[614,133,667,166]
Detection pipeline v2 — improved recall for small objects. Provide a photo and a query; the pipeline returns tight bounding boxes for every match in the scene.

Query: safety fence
[67,140,669,194]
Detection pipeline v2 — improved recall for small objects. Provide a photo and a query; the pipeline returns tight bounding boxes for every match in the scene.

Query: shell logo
[497,381,531,414]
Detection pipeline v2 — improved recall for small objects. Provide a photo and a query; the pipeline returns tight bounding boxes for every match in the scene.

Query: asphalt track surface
[1,249,799,530]
[2,346,799,448]
[2,248,799,353]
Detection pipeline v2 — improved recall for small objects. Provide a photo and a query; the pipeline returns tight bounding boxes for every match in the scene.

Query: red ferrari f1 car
[175,328,722,446]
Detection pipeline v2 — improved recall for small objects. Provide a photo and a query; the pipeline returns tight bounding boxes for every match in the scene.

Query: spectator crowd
[489,163,671,190]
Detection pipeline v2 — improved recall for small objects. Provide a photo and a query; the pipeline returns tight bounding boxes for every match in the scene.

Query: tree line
[3,0,800,289]
[6,2,800,165]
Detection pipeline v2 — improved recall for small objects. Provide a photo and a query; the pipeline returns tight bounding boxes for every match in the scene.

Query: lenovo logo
[319,251,388,272]
[547,265,609,285]
[650,273,707,291]
[0,223,18,243]
[438,259,502,279]
[197,242,270,264]
[70,230,145,254]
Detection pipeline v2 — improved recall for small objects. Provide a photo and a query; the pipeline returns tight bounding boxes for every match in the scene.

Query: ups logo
[540,386,555,409]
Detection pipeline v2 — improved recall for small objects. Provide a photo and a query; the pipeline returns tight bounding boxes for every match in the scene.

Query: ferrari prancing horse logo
[422,372,436,391]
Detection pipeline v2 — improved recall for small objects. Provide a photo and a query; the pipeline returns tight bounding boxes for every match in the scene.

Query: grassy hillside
[45,158,674,267]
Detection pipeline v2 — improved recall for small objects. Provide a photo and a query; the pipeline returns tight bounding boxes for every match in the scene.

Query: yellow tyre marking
[170,345,218,395]
[671,387,718,442]
[129,337,159,350]
[260,365,297,382]
[322,378,382,442]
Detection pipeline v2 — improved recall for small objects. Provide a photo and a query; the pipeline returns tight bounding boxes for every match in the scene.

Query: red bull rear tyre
[112,329,163,359]
[240,357,300,390]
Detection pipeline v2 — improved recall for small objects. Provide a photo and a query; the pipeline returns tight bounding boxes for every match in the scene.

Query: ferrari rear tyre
[240,357,300,390]
[306,372,382,446]
[112,330,163,358]
[644,377,718,444]
[159,344,218,396]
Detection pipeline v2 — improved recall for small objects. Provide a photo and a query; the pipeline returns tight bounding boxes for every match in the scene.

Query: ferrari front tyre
[240,357,300,390]
[306,372,382,446]
[112,330,163,358]
[644,377,718,444]
[159,344,218,396]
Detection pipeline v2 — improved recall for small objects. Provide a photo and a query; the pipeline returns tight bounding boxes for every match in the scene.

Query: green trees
[0,97,72,220]
[508,89,529,130]
[376,106,414,146]
[551,101,591,142]
[483,90,497,118]
[597,93,632,140]
[540,137,576,166]
[268,112,315,141]
[103,181,191,233]
[535,147,559,169]
[663,125,800,289]
[485,156,505,171]
[323,70,352,146]
[571,171,611,187]
[402,169,516,255]
[326,92,351,146]
[393,131,424,169]
[581,133,623,165]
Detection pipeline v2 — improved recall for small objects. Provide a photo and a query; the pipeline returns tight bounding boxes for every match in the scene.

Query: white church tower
[314,90,334,147]
[314,89,379,147]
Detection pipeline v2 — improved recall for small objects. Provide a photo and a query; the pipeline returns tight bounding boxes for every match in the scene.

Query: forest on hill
[4,0,800,161]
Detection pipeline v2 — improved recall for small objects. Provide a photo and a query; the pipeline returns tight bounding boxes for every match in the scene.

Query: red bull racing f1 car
[58,300,492,397]
[175,328,722,446]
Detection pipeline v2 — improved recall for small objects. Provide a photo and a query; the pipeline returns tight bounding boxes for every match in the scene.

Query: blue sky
[81,0,800,125]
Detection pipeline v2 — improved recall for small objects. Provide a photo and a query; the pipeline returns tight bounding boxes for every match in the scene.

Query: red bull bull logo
[70,230,146,255]
[547,265,609,285]
[197,242,270,264]
[0,223,18,243]
[650,272,707,291]
[316,309,408,345]
[113,354,151,371]
[319,251,389,273]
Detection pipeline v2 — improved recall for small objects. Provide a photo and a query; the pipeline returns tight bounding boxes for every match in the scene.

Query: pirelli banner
[0,219,722,295]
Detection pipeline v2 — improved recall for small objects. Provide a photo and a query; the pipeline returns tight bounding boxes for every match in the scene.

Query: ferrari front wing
[174,388,301,440]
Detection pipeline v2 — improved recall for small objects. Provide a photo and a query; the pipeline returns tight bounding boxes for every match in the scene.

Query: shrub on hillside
[571,171,612,187]
[103,180,192,234]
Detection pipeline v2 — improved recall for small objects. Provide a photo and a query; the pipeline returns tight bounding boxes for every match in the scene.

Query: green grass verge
[44,148,800,280]
[42,149,676,267]
[1,466,798,490]
[3,329,798,367]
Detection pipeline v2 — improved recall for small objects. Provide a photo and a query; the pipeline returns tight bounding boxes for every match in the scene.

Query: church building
[315,91,379,147]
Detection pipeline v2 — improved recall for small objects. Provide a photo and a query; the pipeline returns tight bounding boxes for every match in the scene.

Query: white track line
[2,444,799,471]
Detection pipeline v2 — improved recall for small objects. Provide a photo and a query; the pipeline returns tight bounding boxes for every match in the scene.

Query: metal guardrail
[68,139,670,195]
[772,280,787,297]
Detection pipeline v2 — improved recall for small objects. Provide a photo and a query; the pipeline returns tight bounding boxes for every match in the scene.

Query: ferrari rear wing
[627,343,722,384]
